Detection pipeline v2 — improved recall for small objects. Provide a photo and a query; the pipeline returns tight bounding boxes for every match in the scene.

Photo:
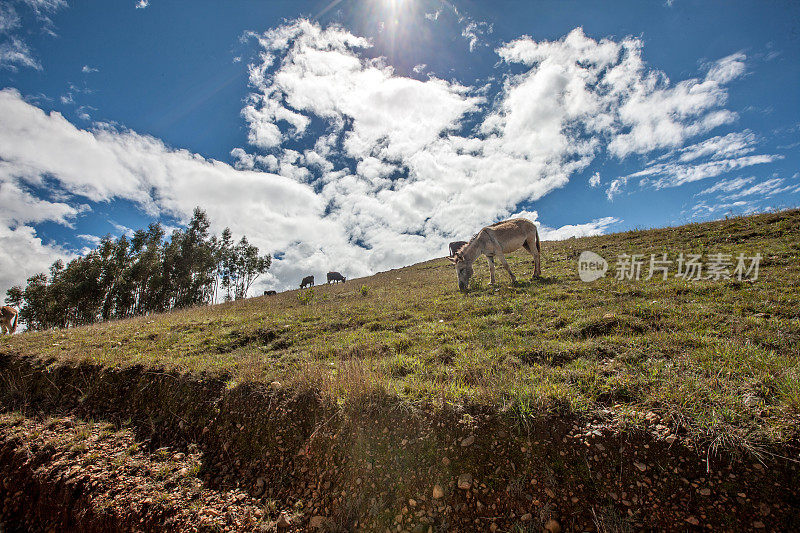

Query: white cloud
[81,64,98,73]
[0,21,772,296]
[77,233,102,246]
[720,177,800,201]
[0,4,21,33]
[461,20,492,52]
[0,224,74,299]
[510,209,620,240]
[705,52,746,84]
[0,37,41,70]
[697,176,755,196]
[135,0,149,9]
[589,172,600,188]
[632,154,781,188]
[676,131,756,162]
[0,0,66,71]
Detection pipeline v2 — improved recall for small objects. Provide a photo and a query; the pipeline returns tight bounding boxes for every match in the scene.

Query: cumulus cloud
[511,210,620,240]
[589,172,601,188]
[0,21,773,296]
[0,224,74,300]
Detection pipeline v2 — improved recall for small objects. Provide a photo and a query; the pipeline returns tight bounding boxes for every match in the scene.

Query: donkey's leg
[487,256,497,285]
[497,253,517,284]
[522,240,541,278]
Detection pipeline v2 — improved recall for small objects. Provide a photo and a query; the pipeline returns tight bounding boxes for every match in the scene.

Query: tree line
[4,208,271,331]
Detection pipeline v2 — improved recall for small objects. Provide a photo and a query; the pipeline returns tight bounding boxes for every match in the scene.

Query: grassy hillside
[3,209,800,451]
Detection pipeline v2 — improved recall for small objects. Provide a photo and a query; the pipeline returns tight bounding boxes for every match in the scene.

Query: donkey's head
[449,252,473,291]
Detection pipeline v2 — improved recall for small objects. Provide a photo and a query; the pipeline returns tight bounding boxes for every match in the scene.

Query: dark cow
[264,290,277,296]
[326,271,346,284]
[449,241,468,257]
[300,275,315,289]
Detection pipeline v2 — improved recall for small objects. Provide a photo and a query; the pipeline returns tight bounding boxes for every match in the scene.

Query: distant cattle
[449,241,468,257]
[327,271,346,284]
[300,275,315,289]
[264,290,277,296]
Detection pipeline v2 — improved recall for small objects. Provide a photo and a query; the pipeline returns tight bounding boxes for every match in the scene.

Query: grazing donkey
[448,241,468,257]
[264,290,277,296]
[1,306,18,335]
[326,271,346,284]
[300,275,315,289]
[449,218,541,291]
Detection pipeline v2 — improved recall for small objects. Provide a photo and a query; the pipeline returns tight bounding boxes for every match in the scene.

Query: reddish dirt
[1,355,798,531]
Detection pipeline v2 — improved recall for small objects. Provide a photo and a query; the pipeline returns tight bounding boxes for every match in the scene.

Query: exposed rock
[432,485,445,499]
[686,516,700,526]
[544,518,561,533]
[634,462,647,472]
[277,512,291,528]
[457,473,473,490]
[460,435,475,447]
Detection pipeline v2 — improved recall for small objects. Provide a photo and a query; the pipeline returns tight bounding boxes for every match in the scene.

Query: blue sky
[1,0,798,294]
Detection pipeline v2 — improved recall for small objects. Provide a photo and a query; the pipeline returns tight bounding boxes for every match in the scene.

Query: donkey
[449,218,541,291]
[1,306,18,335]
[326,271,346,284]
[300,275,315,289]
[448,241,468,257]
[264,290,277,296]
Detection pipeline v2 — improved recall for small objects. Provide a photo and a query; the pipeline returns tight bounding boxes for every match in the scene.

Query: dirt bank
[1,355,798,531]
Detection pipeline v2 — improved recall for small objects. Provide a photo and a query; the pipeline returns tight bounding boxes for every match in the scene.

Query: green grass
[3,209,800,450]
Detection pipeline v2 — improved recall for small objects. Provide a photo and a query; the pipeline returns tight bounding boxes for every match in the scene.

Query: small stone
[457,473,473,490]
[409,499,417,507]
[544,518,561,533]
[520,513,532,522]
[277,512,291,528]
[685,516,699,526]
[309,516,325,528]
[441,457,450,466]
[460,435,475,447]
[432,485,445,499]
[665,435,677,444]
[173,452,185,461]
[753,521,765,529]
[634,462,647,472]
[489,523,499,533]
[545,488,555,499]
[270,381,282,389]
[256,477,265,488]
[699,488,711,496]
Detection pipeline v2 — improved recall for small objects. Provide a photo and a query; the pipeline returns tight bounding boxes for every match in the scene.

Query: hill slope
[1,209,799,531]
[5,209,800,446]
